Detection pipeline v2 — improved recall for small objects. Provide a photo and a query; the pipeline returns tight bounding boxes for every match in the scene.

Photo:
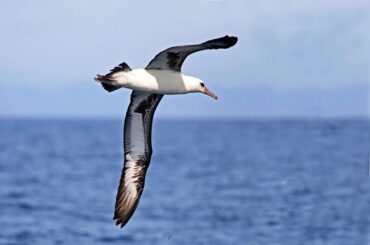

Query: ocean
[0,118,369,245]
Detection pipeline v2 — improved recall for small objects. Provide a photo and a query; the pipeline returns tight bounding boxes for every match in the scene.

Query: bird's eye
[200,82,205,87]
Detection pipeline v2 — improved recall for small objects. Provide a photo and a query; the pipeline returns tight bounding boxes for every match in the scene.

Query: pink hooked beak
[202,86,218,100]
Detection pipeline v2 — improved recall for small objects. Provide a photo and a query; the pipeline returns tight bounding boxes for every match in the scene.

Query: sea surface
[0,118,369,245]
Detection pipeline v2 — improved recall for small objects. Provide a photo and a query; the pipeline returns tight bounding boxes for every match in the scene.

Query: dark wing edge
[114,91,163,228]
[145,35,238,71]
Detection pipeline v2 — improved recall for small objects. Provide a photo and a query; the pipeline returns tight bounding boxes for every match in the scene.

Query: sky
[0,0,369,118]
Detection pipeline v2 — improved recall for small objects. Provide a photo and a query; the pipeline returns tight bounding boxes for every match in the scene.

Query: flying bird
[95,35,238,228]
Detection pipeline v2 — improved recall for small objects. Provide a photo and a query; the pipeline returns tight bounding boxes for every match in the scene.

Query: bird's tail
[94,62,132,93]
[94,74,121,92]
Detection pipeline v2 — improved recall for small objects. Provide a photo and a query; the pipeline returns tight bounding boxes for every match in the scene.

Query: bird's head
[197,81,218,100]
[185,76,218,100]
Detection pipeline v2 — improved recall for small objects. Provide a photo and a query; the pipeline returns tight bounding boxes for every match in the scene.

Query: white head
[185,76,218,100]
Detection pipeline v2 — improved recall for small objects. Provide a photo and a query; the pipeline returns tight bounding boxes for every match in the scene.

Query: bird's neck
[182,74,201,93]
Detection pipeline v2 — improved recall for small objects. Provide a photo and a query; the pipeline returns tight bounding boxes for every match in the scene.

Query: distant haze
[0,0,368,118]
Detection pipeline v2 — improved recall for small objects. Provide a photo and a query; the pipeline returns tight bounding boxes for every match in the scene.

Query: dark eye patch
[200,82,205,87]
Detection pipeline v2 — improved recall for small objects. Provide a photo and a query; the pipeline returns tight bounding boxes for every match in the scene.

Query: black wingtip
[113,213,128,228]
[227,35,238,46]
[220,35,238,47]
[114,218,129,228]
[203,35,238,49]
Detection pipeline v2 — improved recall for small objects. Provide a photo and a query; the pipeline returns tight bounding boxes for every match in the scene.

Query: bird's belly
[122,69,189,94]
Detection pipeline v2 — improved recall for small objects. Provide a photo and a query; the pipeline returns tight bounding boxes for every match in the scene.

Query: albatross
[95,35,238,228]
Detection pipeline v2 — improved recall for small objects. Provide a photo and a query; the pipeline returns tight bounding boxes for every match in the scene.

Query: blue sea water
[0,118,369,245]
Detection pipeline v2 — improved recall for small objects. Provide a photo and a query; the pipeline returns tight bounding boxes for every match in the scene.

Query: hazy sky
[0,0,369,118]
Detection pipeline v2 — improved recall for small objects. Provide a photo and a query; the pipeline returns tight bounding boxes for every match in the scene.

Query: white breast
[115,69,198,94]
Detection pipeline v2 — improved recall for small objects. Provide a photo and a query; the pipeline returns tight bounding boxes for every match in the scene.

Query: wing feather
[114,91,163,228]
[146,35,238,71]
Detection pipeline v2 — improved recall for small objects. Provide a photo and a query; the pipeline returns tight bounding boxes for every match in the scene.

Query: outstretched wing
[146,35,238,72]
[114,91,163,228]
